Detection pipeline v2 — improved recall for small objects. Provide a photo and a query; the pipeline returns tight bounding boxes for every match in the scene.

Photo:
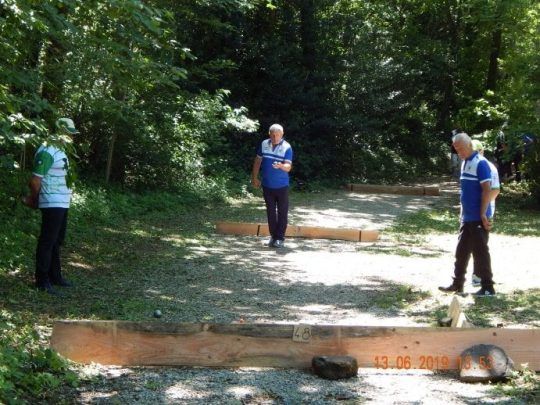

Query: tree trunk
[485,29,502,91]
[105,132,117,184]
[40,3,69,124]
[299,0,317,76]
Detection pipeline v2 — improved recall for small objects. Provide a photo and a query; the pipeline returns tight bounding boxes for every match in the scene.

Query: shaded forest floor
[2,177,539,403]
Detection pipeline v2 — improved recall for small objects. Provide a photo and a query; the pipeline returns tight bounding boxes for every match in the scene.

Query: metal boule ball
[153,309,162,318]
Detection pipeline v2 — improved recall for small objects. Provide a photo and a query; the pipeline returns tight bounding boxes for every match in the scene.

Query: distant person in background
[495,130,511,182]
[251,124,293,248]
[470,140,500,288]
[450,129,461,179]
[522,133,536,156]
[22,118,78,295]
[439,132,496,297]
[514,133,536,182]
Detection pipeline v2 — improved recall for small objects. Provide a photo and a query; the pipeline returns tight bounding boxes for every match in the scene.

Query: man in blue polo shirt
[251,124,293,248]
[439,132,496,297]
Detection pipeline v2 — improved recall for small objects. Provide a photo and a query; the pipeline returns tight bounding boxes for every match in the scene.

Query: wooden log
[258,224,299,238]
[215,222,376,242]
[393,186,425,196]
[50,321,540,371]
[423,186,440,196]
[296,226,360,241]
[360,230,379,242]
[215,222,259,236]
[349,184,437,196]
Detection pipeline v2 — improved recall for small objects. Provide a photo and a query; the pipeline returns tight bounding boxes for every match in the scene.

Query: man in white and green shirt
[24,118,78,295]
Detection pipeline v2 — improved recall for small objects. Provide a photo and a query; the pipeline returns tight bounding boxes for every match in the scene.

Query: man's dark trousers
[262,186,289,241]
[453,221,494,288]
[36,208,68,287]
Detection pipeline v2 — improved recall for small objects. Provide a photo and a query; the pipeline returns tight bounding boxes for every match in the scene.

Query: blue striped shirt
[257,139,293,189]
[460,151,492,222]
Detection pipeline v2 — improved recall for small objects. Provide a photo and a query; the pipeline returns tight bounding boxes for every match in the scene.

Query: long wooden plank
[216,222,378,242]
[50,321,540,370]
[215,222,259,236]
[360,230,379,242]
[297,226,360,241]
[258,224,300,238]
[423,186,440,196]
[349,184,439,196]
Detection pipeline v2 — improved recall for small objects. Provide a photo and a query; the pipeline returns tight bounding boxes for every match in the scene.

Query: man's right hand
[251,178,261,188]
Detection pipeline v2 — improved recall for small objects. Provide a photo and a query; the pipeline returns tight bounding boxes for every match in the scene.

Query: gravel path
[66,179,538,404]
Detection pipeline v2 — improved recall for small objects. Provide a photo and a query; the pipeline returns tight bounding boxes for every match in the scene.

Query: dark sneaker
[438,284,464,294]
[52,279,73,287]
[273,239,285,248]
[472,287,496,297]
[267,238,275,247]
[471,274,481,287]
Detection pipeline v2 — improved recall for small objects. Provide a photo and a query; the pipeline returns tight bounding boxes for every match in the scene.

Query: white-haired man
[251,124,293,248]
[23,118,78,295]
[439,132,496,297]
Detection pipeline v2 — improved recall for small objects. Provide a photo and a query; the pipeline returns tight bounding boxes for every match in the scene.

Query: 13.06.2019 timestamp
[373,355,493,370]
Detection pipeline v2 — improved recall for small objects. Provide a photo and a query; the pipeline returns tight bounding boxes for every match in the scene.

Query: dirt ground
[67,179,538,404]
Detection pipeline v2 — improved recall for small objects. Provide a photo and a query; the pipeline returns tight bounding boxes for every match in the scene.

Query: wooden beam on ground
[215,222,379,242]
[258,224,300,238]
[50,321,540,371]
[296,226,360,241]
[215,222,259,236]
[423,186,440,196]
[348,184,440,196]
[360,230,379,242]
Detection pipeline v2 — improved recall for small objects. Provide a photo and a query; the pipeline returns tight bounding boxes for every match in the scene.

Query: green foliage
[0,311,78,404]
[523,140,540,204]
[0,167,40,274]
[390,202,540,237]
[493,367,540,403]
[389,209,459,236]
[466,289,540,328]
[119,90,258,192]
[2,0,539,189]
[374,285,430,310]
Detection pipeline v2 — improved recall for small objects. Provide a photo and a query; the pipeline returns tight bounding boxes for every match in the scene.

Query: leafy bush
[114,90,258,194]
[0,312,78,404]
[523,140,540,205]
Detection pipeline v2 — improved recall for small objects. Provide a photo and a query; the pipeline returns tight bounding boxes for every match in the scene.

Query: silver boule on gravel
[153,310,162,318]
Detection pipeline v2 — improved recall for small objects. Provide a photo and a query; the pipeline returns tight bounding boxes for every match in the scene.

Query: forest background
[0,0,539,402]
[1,0,539,196]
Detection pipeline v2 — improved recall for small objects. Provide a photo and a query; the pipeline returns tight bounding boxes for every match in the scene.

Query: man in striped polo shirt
[23,118,78,295]
[251,124,293,248]
[439,132,496,297]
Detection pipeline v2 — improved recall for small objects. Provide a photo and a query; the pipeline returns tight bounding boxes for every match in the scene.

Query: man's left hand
[481,215,492,231]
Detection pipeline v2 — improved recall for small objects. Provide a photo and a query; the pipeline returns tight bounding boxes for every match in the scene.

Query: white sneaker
[471,274,481,287]
[273,239,284,248]
[267,238,275,247]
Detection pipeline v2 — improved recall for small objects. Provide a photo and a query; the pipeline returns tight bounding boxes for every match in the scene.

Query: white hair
[269,124,284,134]
[452,132,472,146]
